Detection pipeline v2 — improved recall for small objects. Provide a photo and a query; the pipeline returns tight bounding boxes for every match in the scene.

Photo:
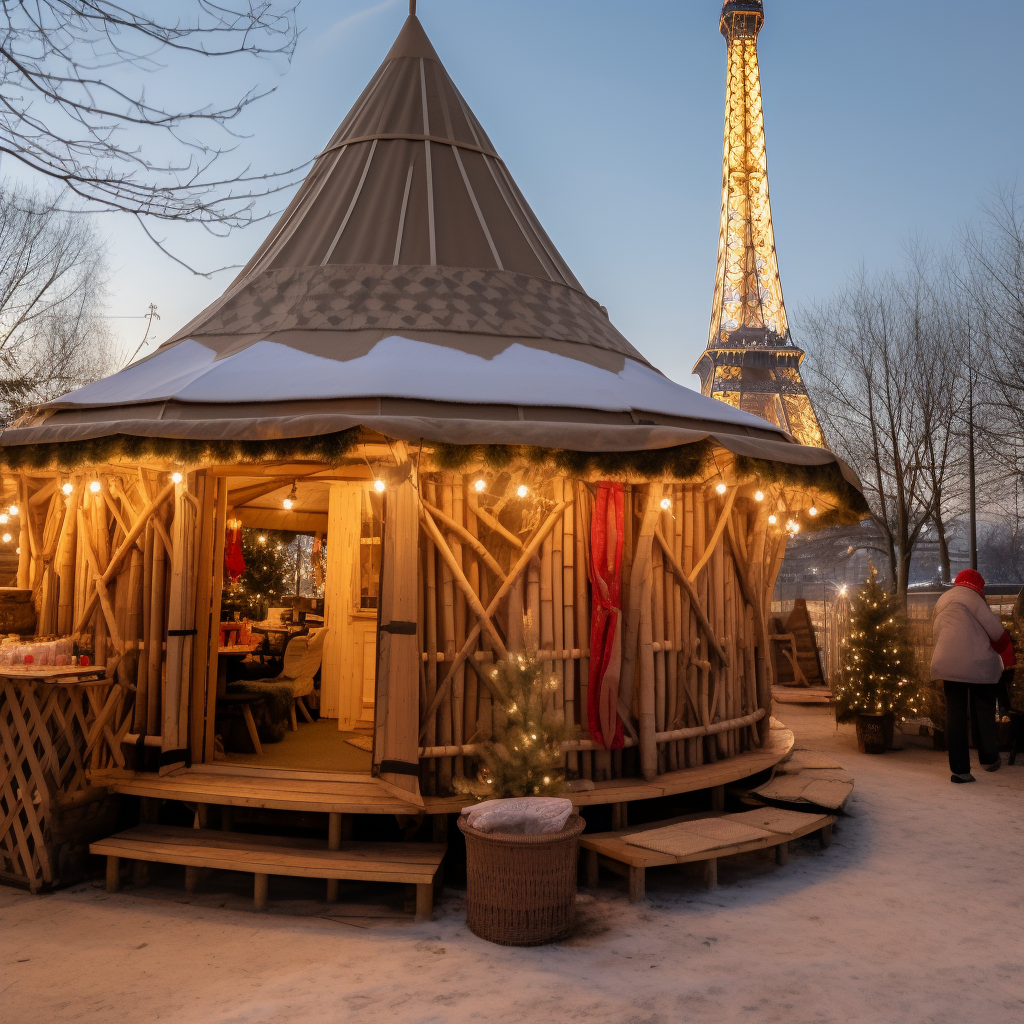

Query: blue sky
[16,0,1024,386]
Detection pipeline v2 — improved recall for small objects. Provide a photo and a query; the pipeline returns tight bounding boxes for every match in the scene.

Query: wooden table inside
[216,641,262,697]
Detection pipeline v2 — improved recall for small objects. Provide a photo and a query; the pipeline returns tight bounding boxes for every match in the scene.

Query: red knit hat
[954,569,985,595]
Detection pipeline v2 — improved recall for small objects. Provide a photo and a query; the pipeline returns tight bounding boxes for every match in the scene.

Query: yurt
[0,11,864,892]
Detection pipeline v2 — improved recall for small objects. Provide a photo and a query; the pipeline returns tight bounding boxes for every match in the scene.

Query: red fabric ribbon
[224,524,246,583]
[587,482,625,750]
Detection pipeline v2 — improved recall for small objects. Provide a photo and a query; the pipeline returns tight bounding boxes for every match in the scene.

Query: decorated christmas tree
[833,568,923,723]
[476,653,575,798]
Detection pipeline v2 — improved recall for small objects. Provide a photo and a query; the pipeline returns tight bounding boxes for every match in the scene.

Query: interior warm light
[768,514,777,525]
[374,479,386,493]
[8,504,18,516]
[15,547,20,555]
[61,482,73,496]
[2,533,10,544]
[89,481,100,494]
[516,484,529,498]
[0,514,8,526]
[283,480,298,509]
[755,490,764,502]
[171,472,183,484]
[282,497,293,510]
[474,479,486,493]
[809,506,818,516]
[660,497,672,510]
[715,482,727,495]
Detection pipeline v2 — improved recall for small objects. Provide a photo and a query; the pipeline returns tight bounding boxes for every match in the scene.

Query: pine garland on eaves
[0,428,363,470]
[0,429,868,527]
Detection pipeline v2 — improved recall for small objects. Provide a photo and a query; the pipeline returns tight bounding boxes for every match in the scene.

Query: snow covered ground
[3,705,1023,1024]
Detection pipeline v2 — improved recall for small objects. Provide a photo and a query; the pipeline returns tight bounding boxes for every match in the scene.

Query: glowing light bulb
[755,490,764,502]
[282,497,293,510]
[809,506,818,517]
[715,482,727,495]
[171,472,183,484]
[89,481,100,494]
[8,504,18,516]
[768,514,777,525]
[659,497,672,510]
[257,535,266,544]
[2,533,10,544]
[474,479,486,492]
[516,484,529,498]
[373,479,386,493]
[0,515,7,526]
[61,482,73,496]
[15,546,20,554]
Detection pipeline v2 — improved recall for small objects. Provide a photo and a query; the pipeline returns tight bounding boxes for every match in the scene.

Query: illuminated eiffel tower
[693,0,825,448]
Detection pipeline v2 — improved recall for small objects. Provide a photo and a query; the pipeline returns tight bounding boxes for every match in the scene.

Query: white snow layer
[3,706,1023,1024]
[49,336,781,432]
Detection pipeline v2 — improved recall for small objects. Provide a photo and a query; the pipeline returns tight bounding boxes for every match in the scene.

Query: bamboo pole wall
[414,467,781,793]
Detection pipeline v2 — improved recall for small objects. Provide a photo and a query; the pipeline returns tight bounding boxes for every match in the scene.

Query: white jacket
[930,586,1005,684]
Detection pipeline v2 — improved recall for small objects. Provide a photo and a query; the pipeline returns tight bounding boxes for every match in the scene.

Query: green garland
[0,428,362,470]
[0,428,868,527]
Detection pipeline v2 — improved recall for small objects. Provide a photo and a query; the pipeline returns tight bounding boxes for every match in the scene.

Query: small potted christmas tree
[832,568,922,753]
[457,652,583,946]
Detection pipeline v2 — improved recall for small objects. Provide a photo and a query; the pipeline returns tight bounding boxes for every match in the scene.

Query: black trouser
[943,680,998,775]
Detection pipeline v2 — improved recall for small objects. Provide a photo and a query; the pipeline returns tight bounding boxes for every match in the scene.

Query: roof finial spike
[410,0,417,16]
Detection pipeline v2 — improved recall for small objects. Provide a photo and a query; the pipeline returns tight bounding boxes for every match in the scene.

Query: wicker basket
[458,812,585,946]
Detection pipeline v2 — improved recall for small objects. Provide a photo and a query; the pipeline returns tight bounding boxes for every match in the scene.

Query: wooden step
[580,808,835,903]
[91,824,445,921]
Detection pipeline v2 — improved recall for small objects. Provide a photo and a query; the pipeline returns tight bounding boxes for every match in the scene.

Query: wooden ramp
[91,824,445,921]
[580,807,835,902]
[772,599,825,687]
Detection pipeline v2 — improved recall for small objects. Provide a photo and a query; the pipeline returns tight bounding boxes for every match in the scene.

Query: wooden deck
[91,726,794,815]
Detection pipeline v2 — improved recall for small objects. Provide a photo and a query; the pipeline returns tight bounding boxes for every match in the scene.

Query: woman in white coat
[930,569,1014,783]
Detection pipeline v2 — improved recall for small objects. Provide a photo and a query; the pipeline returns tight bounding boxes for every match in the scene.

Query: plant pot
[458,812,585,946]
[856,713,888,754]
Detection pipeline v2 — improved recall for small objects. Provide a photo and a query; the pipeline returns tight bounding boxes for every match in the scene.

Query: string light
[0,514,7,526]
[2,533,10,544]
[283,481,298,510]
[715,482,727,495]
[768,514,777,525]
[89,481,101,494]
[660,497,672,510]
[754,490,764,502]
[809,506,818,517]
[61,482,73,496]
[257,535,267,545]
[474,479,486,492]
[7,504,18,516]
[373,479,386,493]
[516,484,529,498]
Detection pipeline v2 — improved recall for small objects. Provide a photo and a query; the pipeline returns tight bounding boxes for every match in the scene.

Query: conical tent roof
[0,13,852,476]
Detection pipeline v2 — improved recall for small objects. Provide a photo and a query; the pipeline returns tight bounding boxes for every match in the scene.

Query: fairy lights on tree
[832,566,922,722]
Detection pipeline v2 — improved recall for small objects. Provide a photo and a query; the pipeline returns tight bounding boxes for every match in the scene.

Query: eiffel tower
[693,0,825,448]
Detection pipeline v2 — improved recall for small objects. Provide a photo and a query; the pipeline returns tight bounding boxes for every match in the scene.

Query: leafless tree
[801,266,944,598]
[0,2,301,267]
[0,183,115,422]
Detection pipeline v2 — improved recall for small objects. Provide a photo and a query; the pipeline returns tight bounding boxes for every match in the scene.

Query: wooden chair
[278,628,325,730]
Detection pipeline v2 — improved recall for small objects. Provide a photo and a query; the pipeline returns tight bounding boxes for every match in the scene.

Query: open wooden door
[372,451,422,801]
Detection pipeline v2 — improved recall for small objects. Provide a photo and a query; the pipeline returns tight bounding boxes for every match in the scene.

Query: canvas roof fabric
[1,13,855,483]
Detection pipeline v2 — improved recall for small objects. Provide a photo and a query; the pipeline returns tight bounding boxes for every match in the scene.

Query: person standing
[930,569,1013,783]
